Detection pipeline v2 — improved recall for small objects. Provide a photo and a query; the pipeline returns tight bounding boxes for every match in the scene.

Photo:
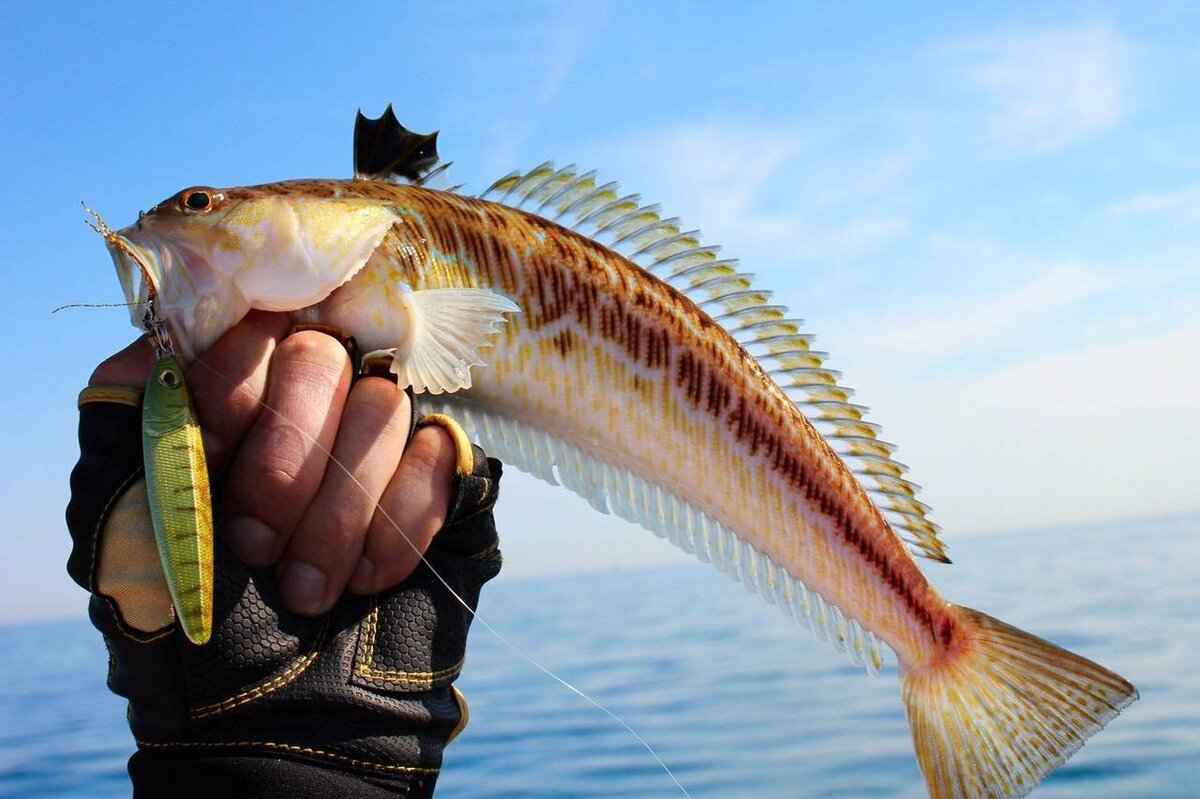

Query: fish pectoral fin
[388,288,520,395]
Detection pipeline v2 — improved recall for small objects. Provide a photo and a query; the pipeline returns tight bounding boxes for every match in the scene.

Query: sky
[1,2,1197,624]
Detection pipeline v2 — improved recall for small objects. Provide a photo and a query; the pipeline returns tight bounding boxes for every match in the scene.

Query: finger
[89,335,157,387]
[221,331,353,569]
[349,423,456,595]
[186,311,291,474]
[278,377,413,615]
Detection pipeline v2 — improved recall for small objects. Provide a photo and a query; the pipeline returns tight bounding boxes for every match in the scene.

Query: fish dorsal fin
[353,105,449,186]
[419,396,887,673]
[479,165,947,563]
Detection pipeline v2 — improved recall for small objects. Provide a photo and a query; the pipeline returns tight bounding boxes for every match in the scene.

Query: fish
[94,107,1137,798]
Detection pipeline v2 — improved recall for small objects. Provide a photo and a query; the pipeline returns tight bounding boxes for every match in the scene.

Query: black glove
[66,388,503,799]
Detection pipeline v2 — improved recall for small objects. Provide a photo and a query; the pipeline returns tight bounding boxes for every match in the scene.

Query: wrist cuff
[128,748,435,798]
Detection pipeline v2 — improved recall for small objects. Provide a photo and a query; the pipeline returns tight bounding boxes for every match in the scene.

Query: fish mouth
[106,231,162,331]
[83,203,166,331]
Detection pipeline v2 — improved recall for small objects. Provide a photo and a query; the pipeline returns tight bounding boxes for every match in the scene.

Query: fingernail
[350,557,376,593]
[224,516,277,567]
[281,561,327,615]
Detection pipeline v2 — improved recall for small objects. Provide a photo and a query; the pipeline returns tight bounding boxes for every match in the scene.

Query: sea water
[2,514,1197,798]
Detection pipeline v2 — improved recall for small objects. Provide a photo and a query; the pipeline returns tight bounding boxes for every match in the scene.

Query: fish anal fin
[420,397,888,673]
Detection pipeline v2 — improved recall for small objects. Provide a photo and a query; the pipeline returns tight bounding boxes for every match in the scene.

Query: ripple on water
[5,516,1200,798]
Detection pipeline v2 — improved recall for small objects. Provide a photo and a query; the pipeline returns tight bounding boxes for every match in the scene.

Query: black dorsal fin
[353,104,440,182]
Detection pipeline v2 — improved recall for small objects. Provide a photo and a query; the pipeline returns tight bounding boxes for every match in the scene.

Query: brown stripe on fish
[475,204,523,297]
[677,335,938,639]
[447,198,947,642]
[722,384,944,642]
[211,180,950,649]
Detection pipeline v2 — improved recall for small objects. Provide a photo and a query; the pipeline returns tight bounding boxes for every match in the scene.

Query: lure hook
[143,296,175,358]
[82,200,172,356]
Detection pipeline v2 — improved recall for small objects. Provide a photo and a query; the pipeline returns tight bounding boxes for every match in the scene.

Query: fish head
[105,182,398,358]
[106,185,245,358]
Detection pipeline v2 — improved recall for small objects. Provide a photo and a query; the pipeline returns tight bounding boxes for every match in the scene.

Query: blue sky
[1,2,1196,623]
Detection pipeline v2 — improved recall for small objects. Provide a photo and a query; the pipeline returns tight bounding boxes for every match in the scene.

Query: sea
[2,514,1197,798]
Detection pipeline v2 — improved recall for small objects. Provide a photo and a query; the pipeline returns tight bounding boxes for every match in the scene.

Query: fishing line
[187,353,694,799]
[52,300,147,314]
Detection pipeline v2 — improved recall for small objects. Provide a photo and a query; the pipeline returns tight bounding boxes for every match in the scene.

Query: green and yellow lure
[141,353,213,645]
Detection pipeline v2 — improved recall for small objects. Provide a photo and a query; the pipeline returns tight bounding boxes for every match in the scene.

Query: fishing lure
[141,339,213,646]
[89,108,1136,798]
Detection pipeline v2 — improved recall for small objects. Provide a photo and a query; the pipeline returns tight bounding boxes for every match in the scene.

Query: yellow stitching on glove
[135,740,440,775]
[191,617,330,720]
[97,479,175,633]
[418,413,475,477]
[355,600,464,685]
[78,385,143,409]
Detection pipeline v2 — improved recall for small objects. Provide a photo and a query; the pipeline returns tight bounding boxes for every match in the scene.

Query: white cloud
[861,316,1200,536]
[474,4,602,177]
[531,4,601,107]
[588,120,913,266]
[838,261,1127,364]
[1109,185,1200,217]
[943,23,1133,151]
[809,247,1198,538]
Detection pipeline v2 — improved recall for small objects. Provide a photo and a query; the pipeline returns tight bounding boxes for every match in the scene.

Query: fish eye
[180,188,215,213]
[158,368,181,389]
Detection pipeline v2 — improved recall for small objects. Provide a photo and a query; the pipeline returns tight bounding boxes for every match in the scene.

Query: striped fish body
[101,176,1136,799]
[309,180,943,668]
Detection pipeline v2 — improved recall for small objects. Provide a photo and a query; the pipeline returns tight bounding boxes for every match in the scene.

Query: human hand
[69,311,504,795]
[89,310,458,615]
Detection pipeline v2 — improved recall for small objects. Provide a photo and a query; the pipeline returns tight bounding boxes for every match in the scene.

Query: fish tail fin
[900,605,1137,799]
